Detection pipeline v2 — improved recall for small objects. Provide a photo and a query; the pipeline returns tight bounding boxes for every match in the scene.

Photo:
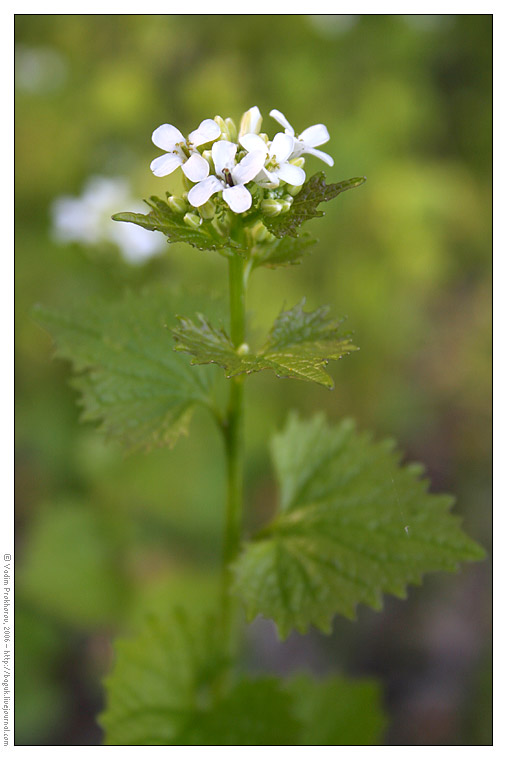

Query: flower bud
[198,200,216,220]
[236,342,250,356]
[225,117,237,142]
[212,213,232,237]
[290,157,305,169]
[167,195,188,215]
[214,115,231,141]
[279,199,292,214]
[202,149,214,172]
[285,183,303,197]
[214,115,228,133]
[251,221,271,243]
[183,212,202,229]
[261,199,283,217]
[239,106,262,138]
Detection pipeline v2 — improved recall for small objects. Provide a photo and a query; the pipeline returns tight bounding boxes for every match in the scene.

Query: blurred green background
[15,15,491,745]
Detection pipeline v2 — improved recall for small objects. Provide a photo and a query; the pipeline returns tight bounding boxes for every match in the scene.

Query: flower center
[173,141,190,159]
[265,154,279,172]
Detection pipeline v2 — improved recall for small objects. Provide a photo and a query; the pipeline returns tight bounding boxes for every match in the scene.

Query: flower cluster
[149,107,333,222]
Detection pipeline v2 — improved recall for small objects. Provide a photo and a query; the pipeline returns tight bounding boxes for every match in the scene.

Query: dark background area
[15,14,492,745]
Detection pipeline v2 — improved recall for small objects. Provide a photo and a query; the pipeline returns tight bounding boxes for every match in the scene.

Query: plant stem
[220,253,246,656]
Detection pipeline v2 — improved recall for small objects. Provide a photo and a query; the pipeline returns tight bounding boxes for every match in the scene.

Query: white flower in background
[269,109,334,166]
[150,119,221,181]
[239,132,306,189]
[238,106,263,138]
[51,176,165,264]
[188,140,265,214]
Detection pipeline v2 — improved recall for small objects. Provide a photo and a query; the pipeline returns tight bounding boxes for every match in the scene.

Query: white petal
[299,123,330,148]
[304,146,334,166]
[239,133,269,155]
[223,185,252,214]
[188,118,221,147]
[232,151,266,185]
[269,109,295,135]
[276,162,306,186]
[188,176,223,208]
[270,132,294,163]
[150,152,183,177]
[212,140,237,172]
[181,153,210,182]
[151,123,185,151]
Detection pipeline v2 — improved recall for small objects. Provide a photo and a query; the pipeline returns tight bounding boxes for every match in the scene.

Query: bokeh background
[15,14,492,746]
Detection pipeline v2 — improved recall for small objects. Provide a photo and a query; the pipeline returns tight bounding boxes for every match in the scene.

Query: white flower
[239,132,306,189]
[188,140,265,214]
[51,176,164,264]
[269,109,334,166]
[150,119,221,182]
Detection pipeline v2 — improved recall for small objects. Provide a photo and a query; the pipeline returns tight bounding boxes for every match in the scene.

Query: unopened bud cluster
[149,106,334,226]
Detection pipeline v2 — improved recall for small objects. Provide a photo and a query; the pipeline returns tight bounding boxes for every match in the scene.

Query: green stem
[220,253,246,657]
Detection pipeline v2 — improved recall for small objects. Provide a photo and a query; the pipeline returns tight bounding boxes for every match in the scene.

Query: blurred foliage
[100,610,386,745]
[15,14,491,745]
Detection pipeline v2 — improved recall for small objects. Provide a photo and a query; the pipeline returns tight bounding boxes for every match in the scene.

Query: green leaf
[176,678,300,745]
[100,611,227,745]
[263,173,366,238]
[100,611,386,745]
[173,300,358,389]
[113,196,244,253]
[33,289,219,451]
[287,674,387,745]
[251,232,317,269]
[234,413,486,638]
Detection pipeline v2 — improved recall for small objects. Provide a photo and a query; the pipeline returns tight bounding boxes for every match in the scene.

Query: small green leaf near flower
[262,173,367,238]
[112,196,245,253]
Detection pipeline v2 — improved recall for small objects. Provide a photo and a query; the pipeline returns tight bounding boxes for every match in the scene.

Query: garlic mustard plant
[36,105,485,746]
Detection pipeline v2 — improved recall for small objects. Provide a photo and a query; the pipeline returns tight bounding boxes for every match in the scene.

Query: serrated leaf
[100,611,386,745]
[234,413,485,638]
[99,611,227,745]
[33,289,220,452]
[263,173,366,238]
[287,674,387,745]
[173,300,358,389]
[100,611,299,745]
[251,232,317,269]
[113,196,244,253]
